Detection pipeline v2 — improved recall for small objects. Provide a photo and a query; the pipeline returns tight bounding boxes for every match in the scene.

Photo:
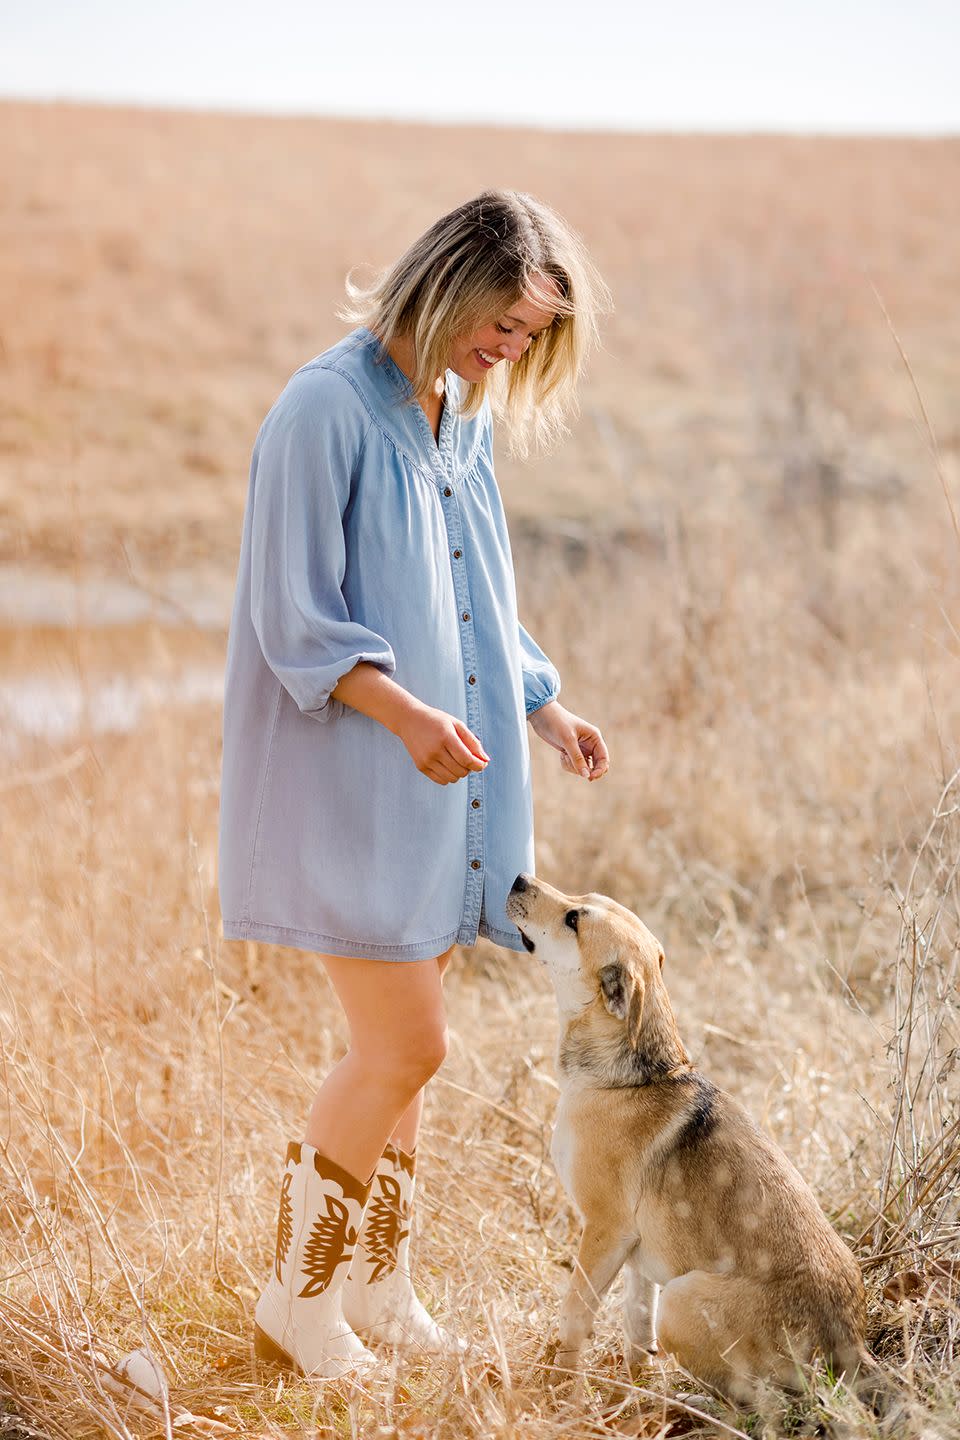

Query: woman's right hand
[397,702,490,785]
[330,664,490,785]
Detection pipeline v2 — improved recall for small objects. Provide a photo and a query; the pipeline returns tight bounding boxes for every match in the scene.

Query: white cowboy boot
[254,1141,378,1379]
[341,1143,466,1354]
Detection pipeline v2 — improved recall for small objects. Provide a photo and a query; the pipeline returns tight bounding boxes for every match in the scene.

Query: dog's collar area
[593,1060,694,1090]
[644,1062,696,1088]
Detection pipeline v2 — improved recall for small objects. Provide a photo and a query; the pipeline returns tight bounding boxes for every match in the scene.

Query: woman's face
[448,273,561,383]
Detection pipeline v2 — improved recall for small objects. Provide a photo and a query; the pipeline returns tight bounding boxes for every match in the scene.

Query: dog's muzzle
[505,875,536,952]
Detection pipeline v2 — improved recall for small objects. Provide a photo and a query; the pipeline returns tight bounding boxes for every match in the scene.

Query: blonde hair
[337,190,612,459]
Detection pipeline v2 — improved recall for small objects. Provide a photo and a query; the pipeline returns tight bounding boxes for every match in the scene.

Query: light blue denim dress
[217,325,560,961]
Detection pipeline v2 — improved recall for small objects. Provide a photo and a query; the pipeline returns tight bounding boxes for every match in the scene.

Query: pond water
[0,565,229,755]
[0,564,233,628]
[0,666,224,748]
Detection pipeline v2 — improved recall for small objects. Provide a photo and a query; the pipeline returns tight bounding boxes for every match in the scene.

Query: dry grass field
[1,102,959,1438]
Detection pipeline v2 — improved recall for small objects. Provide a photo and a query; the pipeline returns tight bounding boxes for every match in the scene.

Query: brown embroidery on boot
[383,1143,416,1179]
[298,1195,359,1298]
[363,1173,411,1284]
[274,1170,294,1283]
[312,1150,371,1205]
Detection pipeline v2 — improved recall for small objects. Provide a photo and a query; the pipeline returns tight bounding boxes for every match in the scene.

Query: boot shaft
[256,1142,376,1379]
[274,1141,372,1297]
[349,1143,416,1287]
[340,1144,466,1354]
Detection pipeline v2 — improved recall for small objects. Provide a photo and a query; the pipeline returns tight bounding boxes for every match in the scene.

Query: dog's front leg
[622,1251,658,1379]
[554,1224,633,1383]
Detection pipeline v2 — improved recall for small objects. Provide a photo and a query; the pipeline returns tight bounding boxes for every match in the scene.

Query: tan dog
[505,873,868,1403]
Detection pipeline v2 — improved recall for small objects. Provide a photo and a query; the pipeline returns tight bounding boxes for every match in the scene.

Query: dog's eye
[564,909,580,932]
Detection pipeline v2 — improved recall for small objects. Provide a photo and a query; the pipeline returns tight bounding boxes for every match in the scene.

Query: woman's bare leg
[388,948,455,1153]
[303,946,454,1181]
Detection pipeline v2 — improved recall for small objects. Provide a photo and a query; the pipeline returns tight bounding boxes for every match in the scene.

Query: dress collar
[346,326,481,483]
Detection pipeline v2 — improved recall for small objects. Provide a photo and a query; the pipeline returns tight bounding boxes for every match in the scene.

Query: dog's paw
[538,1337,562,1388]
[626,1340,660,1383]
[547,1346,585,1391]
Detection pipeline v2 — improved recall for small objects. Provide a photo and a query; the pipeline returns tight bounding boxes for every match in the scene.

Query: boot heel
[254,1324,300,1375]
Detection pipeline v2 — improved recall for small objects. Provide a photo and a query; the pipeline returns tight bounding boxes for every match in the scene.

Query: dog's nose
[510,873,530,895]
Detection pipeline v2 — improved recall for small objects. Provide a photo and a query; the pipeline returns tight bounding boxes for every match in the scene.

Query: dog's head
[505,872,687,1083]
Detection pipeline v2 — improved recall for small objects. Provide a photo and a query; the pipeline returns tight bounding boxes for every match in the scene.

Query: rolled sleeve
[518,620,561,716]
[249,372,397,723]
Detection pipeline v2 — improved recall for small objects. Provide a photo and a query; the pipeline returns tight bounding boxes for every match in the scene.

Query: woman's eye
[495,322,542,345]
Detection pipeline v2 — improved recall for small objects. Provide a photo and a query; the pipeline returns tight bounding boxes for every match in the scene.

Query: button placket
[438,474,485,942]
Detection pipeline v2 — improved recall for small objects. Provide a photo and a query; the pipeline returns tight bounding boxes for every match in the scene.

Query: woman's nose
[501,335,529,363]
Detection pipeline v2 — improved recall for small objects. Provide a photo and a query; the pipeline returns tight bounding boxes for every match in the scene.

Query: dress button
[468,674,476,685]
[453,548,462,559]
[470,859,481,870]
[461,611,470,622]
[471,798,481,809]
[443,485,453,497]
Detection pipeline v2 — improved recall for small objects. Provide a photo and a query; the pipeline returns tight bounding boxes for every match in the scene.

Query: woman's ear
[598,959,645,1050]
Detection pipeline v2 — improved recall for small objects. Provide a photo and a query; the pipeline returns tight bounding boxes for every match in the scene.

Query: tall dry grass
[2,454,959,1436]
[1,102,960,1438]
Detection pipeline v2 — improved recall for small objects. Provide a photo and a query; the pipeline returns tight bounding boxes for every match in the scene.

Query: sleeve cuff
[301,650,396,725]
[525,684,560,718]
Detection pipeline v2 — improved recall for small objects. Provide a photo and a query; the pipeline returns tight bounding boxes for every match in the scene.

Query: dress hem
[478,923,525,953]
[220,915,525,960]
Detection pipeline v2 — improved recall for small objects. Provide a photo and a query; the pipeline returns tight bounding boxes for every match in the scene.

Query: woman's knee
[357,1020,449,1094]
[402,1018,449,1085]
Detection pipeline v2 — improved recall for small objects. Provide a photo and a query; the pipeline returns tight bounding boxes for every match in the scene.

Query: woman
[217,189,611,1378]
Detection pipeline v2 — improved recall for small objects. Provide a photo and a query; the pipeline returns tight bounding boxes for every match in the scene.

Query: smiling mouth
[517,927,536,953]
[475,348,501,368]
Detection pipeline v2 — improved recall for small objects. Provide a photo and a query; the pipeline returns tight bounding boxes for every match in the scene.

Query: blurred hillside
[1,101,958,579]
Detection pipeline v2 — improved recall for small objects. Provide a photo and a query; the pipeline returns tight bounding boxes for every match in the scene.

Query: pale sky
[2,0,958,134]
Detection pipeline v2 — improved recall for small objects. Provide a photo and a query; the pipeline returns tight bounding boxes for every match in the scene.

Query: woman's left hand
[528,701,609,781]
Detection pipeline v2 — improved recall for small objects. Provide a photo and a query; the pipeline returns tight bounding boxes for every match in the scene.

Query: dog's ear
[598,961,644,1050]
